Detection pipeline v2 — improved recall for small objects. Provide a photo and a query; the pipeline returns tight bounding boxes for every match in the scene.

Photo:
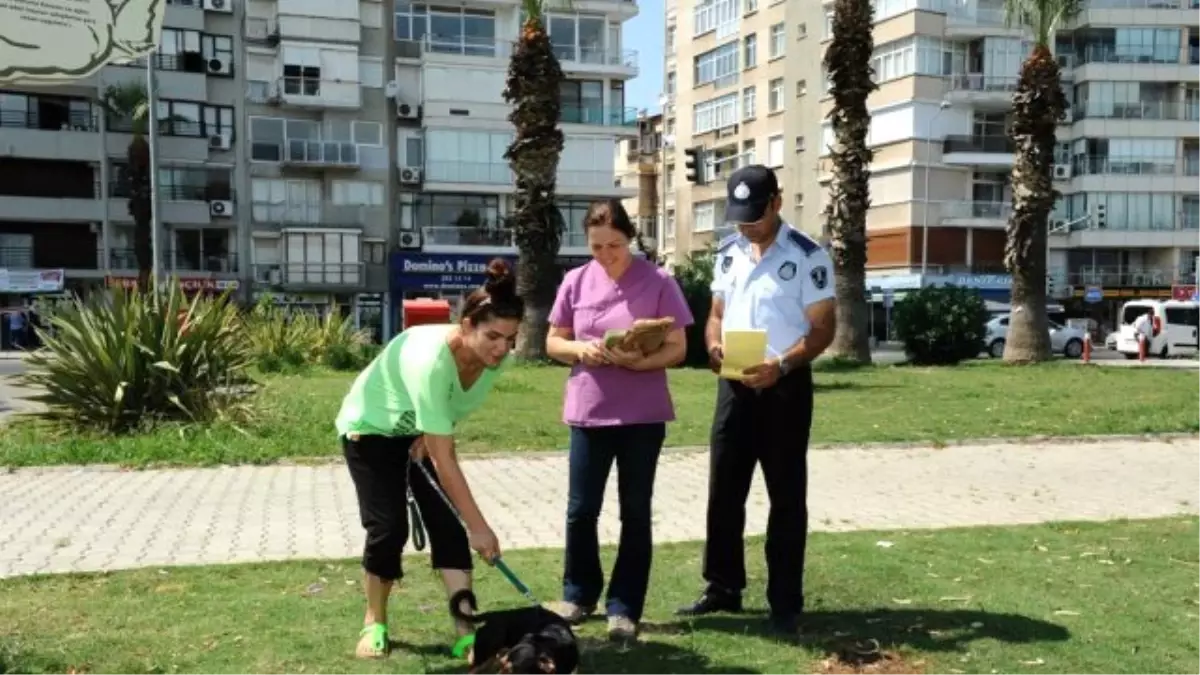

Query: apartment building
[789,0,1198,322]
[614,112,666,255]
[0,0,243,306]
[661,0,798,264]
[383,0,640,322]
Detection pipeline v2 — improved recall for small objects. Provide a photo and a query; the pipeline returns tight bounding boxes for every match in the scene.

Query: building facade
[614,112,665,254]
[788,0,1198,321]
[659,0,800,265]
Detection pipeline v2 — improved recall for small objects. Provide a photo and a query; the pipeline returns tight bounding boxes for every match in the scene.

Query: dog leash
[413,459,540,607]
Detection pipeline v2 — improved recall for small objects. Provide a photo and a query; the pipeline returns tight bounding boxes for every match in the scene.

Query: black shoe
[675,588,743,616]
[768,611,800,636]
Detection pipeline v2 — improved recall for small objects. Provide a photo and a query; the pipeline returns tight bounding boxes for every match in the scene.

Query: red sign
[1171,285,1197,301]
[106,277,240,292]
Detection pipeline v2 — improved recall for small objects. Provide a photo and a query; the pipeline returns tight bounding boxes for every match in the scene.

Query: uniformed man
[676,164,837,635]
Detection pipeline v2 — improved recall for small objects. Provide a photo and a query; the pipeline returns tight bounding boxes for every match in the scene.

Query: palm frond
[100,82,150,135]
[1004,0,1083,45]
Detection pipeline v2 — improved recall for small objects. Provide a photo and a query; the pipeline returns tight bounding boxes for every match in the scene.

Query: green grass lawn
[1,518,1196,674]
[1,361,1196,468]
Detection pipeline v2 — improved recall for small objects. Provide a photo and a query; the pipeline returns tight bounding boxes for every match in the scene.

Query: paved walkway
[1,438,1196,579]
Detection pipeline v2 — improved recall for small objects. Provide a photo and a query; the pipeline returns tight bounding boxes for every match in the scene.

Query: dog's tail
[449,588,486,625]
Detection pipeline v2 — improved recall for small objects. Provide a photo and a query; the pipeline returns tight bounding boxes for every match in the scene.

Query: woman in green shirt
[336,259,522,659]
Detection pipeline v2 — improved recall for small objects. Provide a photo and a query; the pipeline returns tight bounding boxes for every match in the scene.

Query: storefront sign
[107,277,240,292]
[391,252,594,293]
[0,269,64,293]
[1172,285,1198,301]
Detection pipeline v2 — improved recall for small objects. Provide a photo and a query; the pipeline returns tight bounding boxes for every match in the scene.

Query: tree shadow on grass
[655,608,1069,667]
[814,381,903,393]
[422,636,761,675]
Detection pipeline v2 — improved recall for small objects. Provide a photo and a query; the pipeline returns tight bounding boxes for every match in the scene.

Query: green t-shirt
[335,324,506,438]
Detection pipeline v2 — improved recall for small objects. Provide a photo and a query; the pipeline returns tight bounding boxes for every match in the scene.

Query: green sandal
[452,633,476,659]
[356,622,389,658]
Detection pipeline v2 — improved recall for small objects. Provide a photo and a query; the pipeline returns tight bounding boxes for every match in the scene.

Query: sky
[622,0,665,114]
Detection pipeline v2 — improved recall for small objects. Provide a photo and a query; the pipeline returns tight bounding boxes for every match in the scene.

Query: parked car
[985,314,1087,359]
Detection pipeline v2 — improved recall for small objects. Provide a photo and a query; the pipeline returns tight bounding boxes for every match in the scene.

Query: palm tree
[100,82,153,291]
[1001,0,1078,363]
[503,0,566,360]
[822,0,877,364]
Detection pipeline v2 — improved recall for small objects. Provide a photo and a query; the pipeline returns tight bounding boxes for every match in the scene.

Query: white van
[1115,299,1200,359]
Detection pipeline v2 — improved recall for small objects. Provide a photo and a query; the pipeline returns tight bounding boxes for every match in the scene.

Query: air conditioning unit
[396,102,422,121]
[206,58,231,75]
[209,200,234,217]
[1053,164,1072,180]
[203,0,232,12]
[398,231,422,249]
[208,133,232,150]
[399,166,423,184]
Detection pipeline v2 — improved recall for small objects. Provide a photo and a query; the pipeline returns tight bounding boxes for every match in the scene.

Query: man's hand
[575,340,608,367]
[742,358,783,389]
[601,345,646,370]
[410,436,429,462]
[707,344,724,374]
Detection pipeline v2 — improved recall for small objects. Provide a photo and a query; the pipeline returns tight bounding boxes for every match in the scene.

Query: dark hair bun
[483,258,516,299]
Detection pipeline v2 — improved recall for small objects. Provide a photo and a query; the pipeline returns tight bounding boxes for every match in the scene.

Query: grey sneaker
[544,600,595,624]
[607,615,638,642]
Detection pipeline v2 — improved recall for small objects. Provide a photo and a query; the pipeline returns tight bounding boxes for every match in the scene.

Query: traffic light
[1093,203,1106,229]
[684,146,706,185]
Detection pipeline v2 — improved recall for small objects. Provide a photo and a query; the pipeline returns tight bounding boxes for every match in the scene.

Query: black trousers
[343,434,472,581]
[702,367,813,615]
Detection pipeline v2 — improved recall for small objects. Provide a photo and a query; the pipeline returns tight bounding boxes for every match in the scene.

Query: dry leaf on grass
[816,646,926,675]
[1053,610,1081,616]
[1019,658,1046,666]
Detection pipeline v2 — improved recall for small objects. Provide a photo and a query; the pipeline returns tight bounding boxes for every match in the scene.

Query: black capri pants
[343,434,472,581]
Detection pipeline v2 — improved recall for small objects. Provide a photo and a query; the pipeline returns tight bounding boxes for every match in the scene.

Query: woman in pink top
[544,199,694,641]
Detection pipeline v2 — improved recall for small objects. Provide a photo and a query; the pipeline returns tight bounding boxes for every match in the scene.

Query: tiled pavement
[1,437,1196,578]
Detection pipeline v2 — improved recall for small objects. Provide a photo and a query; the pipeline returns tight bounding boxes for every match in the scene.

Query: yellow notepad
[719,330,768,380]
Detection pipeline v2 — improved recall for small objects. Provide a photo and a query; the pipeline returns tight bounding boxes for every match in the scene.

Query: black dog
[450,589,579,674]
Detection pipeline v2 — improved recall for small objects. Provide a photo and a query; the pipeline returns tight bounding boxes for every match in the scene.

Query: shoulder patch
[716,233,738,253]
[786,229,821,256]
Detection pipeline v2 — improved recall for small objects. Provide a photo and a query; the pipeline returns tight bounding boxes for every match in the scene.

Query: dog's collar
[452,633,476,659]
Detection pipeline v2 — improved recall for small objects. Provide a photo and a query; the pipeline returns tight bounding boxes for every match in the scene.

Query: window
[666,24,676,53]
[795,135,805,152]
[113,164,231,201]
[248,116,381,163]
[694,42,739,88]
[796,79,807,97]
[768,78,784,112]
[693,0,736,38]
[742,86,756,120]
[823,10,832,40]
[769,23,785,59]
[556,198,596,234]
[743,34,757,69]
[416,193,502,232]
[560,79,605,121]
[665,163,674,190]
[362,240,387,265]
[396,5,499,57]
[548,14,607,64]
[767,134,784,167]
[283,231,362,284]
[742,139,756,166]
[797,22,806,39]
[0,92,95,131]
[693,200,722,232]
[282,63,321,96]
[155,28,203,72]
[795,192,804,206]
[693,92,738,134]
[201,34,234,72]
[665,210,676,240]
[665,71,677,95]
[331,181,385,206]
[128,99,234,138]
[744,0,757,13]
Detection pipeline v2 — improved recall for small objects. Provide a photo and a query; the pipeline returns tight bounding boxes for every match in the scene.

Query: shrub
[673,246,716,368]
[892,284,990,366]
[245,295,375,372]
[23,282,254,432]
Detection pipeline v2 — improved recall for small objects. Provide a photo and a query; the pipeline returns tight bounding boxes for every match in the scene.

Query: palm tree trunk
[1003,45,1063,363]
[127,135,153,292]
[823,0,876,363]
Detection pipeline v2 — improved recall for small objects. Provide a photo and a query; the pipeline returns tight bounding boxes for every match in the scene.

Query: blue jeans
[562,422,665,623]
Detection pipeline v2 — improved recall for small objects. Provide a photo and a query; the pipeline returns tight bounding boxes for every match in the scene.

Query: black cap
[724,164,780,224]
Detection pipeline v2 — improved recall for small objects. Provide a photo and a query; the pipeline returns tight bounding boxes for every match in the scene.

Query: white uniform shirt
[710,224,836,358]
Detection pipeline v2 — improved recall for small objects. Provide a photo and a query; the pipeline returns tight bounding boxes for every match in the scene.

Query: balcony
[1075,44,1194,81]
[245,77,362,110]
[937,200,1013,224]
[120,52,231,76]
[943,6,1014,38]
[0,110,101,162]
[425,161,511,186]
[396,36,514,60]
[421,225,514,248]
[1071,155,1178,177]
[250,202,376,228]
[561,104,639,128]
[944,74,1020,110]
[1,246,100,271]
[1049,214,1198,248]
[1048,266,1186,289]
[1075,99,1199,121]
[941,134,1015,167]
[1078,44,1181,65]
[553,46,639,77]
[0,183,103,222]
[253,262,365,288]
[168,250,239,274]
[250,139,361,170]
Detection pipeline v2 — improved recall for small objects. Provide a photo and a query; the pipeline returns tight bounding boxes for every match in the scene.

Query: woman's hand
[468,522,501,562]
[602,345,648,371]
[410,436,429,462]
[575,340,608,367]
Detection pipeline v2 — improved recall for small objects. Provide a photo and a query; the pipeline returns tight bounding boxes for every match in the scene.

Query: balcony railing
[0,247,33,269]
[1083,0,1198,7]
[396,36,515,59]
[942,134,1015,154]
[1074,99,1200,121]
[552,45,639,69]
[425,161,511,185]
[1184,155,1200,176]
[943,5,1006,25]
[421,226,514,247]
[110,183,235,201]
[561,104,639,127]
[0,109,98,131]
[108,117,206,137]
[119,52,231,75]
[168,250,239,273]
[253,262,365,286]
[250,201,373,227]
[938,200,1013,220]
[1049,266,1186,288]
[247,140,359,168]
[1056,214,1198,231]
[1077,44,1182,65]
[1071,155,1179,176]
[946,74,1020,94]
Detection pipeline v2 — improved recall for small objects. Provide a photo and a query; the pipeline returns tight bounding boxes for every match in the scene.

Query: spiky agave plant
[822,0,877,363]
[503,0,566,360]
[100,82,154,292]
[1001,0,1078,363]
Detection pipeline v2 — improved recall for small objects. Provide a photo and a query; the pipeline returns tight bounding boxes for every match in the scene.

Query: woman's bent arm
[546,325,580,365]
